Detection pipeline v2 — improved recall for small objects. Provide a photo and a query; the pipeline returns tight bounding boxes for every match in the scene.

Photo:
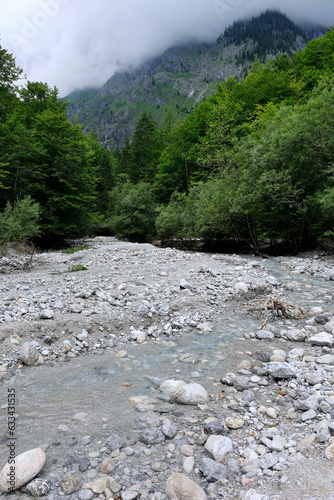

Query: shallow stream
[0,255,333,472]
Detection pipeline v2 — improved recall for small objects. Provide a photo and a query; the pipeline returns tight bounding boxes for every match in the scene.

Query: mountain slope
[65,10,326,150]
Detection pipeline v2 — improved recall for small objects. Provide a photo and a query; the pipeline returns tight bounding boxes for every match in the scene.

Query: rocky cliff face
[65,11,326,150]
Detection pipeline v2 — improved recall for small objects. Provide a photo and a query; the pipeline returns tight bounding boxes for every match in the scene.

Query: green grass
[61,245,89,254]
[67,264,88,272]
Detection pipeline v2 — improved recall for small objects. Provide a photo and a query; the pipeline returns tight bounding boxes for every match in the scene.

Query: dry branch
[244,298,306,329]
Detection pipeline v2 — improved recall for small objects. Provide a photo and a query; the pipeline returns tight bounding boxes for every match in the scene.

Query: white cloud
[0,0,332,96]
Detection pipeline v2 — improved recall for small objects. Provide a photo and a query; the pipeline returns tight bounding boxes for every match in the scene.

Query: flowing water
[0,256,333,471]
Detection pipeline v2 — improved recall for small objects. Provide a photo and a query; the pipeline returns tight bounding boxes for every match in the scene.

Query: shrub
[0,196,40,246]
[108,181,157,242]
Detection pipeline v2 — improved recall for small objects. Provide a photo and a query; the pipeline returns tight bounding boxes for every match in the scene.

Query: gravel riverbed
[0,237,334,500]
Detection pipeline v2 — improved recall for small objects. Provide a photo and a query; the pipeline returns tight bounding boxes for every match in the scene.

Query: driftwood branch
[244,298,306,330]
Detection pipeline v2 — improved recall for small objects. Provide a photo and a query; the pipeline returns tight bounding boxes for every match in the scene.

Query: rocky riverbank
[0,237,334,500]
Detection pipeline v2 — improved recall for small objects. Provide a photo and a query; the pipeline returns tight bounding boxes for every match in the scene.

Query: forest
[0,27,333,254]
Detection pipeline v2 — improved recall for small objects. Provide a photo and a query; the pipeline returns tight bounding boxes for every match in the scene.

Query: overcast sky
[0,0,332,96]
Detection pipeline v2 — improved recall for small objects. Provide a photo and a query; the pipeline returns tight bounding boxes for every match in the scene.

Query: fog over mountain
[0,0,332,96]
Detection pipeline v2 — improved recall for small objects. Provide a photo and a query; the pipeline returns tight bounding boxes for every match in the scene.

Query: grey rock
[179,353,199,364]
[24,479,51,497]
[79,457,90,472]
[204,435,233,461]
[161,419,178,439]
[160,379,187,395]
[20,341,39,366]
[204,421,224,435]
[139,428,165,445]
[235,282,249,293]
[199,458,228,482]
[166,473,206,500]
[78,489,95,500]
[315,314,330,325]
[40,309,54,319]
[253,351,271,362]
[267,362,296,379]
[316,354,334,365]
[133,411,161,430]
[180,279,192,290]
[301,409,317,421]
[174,383,209,405]
[266,276,278,286]
[286,329,307,342]
[137,303,150,316]
[255,330,274,340]
[307,332,334,347]
[60,474,82,495]
[81,436,91,446]
[0,448,46,492]
[233,376,250,391]
[108,434,125,451]
[303,372,324,385]
[317,420,332,442]
[76,329,88,341]
[121,491,138,500]
[259,453,280,470]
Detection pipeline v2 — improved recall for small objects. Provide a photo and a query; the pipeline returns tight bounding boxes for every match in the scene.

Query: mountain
[65,10,327,150]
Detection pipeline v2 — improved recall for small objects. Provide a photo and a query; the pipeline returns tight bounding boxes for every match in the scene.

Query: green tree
[0,43,23,118]
[0,197,40,245]
[129,112,159,183]
[108,181,157,242]
[33,108,98,237]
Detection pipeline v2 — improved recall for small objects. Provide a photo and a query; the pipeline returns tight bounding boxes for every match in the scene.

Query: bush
[108,181,157,242]
[155,192,188,240]
[0,197,40,245]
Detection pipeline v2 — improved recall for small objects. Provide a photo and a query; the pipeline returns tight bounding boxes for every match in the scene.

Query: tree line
[0,28,333,253]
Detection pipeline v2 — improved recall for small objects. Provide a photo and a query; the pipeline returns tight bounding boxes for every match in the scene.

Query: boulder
[174,383,209,405]
[267,362,296,379]
[160,379,186,396]
[306,332,334,347]
[19,342,39,366]
[204,435,233,461]
[166,473,206,500]
[255,330,274,340]
[0,448,46,492]
[199,458,228,482]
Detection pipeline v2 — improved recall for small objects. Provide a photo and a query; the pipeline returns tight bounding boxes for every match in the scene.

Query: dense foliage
[111,28,334,253]
[0,25,333,253]
[0,48,114,244]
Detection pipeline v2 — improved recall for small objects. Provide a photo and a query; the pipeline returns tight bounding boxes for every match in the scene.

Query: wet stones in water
[178,353,199,364]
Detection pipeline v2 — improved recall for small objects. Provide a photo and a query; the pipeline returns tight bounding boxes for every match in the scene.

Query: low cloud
[0,0,332,96]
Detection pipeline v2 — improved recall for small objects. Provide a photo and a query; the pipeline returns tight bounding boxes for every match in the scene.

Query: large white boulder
[0,448,46,492]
